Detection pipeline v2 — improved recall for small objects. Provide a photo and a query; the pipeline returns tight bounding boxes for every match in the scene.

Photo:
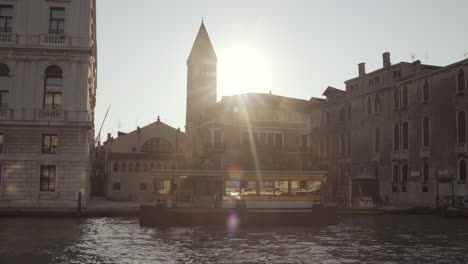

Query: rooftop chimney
[383,52,391,68]
[358,63,366,76]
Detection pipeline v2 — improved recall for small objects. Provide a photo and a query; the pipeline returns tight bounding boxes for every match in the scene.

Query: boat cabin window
[259,180,274,195]
[240,180,257,195]
[154,179,171,195]
[290,180,308,195]
[225,180,240,196]
[274,181,289,195]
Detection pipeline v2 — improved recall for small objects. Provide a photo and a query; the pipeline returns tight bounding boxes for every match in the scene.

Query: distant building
[0,0,97,208]
[103,118,185,201]
[185,22,468,207]
[316,53,468,206]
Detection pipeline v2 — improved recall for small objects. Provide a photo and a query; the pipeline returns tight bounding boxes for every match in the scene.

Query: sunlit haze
[95,0,468,141]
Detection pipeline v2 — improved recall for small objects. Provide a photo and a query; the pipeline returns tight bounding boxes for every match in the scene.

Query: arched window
[44,65,63,110]
[143,162,148,172]
[113,162,119,172]
[366,96,372,115]
[157,163,161,169]
[423,117,430,147]
[458,69,466,94]
[459,159,467,182]
[393,88,400,109]
[128,162,134,172]
[339,107,345,121]
[422,80,430,103]
[402,121,409,150]
[140,137,174,153]
[394,124,400,151]
[422,161,429,182]
[402,86,408,108]
[135,162,141,172]
[0,63,11,108]
[392,164,399,183]
[374,127,380,153]
[457,110,466,144]
[374,95,381,114]
[149,163,155,170]
[120,162,127,172]
[347,104,351,120]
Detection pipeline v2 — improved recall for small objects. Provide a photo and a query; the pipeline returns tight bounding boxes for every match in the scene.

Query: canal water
[0,215,467,264]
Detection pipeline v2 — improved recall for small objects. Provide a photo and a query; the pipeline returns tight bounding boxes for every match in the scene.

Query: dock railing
[436,195,468,209]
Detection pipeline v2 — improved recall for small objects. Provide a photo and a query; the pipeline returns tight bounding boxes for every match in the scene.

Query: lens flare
[227,211,240,236]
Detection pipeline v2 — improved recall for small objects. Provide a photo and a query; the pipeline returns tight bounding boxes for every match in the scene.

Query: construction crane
[95,104,111,146]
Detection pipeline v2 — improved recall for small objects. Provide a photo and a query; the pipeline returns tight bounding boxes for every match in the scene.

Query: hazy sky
[95,0,468,141]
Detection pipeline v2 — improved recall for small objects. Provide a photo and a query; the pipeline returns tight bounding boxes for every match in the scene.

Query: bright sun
[218,47,271,98]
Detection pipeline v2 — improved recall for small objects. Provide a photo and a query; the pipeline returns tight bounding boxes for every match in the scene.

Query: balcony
[456,143,467,155]
[420,147,430,158]
[0,33,16,45]
[391,150,408,160]
[400,149,409,160]
[35,109,64,121]
[41,34,68,46]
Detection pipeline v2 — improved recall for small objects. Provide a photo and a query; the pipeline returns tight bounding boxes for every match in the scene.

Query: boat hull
[139,206,337,227]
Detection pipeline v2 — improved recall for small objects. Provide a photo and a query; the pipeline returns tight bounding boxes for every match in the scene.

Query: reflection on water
[0,215,467,263]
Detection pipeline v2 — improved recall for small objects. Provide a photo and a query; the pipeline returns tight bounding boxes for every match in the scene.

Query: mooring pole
[78,191,82,215]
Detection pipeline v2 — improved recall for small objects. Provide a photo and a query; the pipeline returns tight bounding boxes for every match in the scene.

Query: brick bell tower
[185,21,217,165]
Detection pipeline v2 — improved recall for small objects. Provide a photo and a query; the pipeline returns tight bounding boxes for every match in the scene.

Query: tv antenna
[424,50,429,63]
[410,53,416,61]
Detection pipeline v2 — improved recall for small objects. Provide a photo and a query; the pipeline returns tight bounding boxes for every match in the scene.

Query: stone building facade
[103,119,185,201]
[315,53,468,206]
[185,22,468,207]
[0,0,97,208]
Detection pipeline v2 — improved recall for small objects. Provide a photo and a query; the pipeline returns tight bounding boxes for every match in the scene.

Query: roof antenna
[202,17,204,24]
[425,50,429,63]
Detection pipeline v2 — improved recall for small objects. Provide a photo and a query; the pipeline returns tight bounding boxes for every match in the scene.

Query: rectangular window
[113,183,121,191]
[0,133,3,153]
[139,183,147,191]
[375,128,380,153]
[267,133,274,145]
[0,90,8,108]
[0,6,13,33]
[241,132,249,145]
[42,134,58,154]
[300,134,308,150]
[346,132,351,156]
[275,134,283,150]
[214,130,222,147]
[40,165,56,192]
[49,7,65,34]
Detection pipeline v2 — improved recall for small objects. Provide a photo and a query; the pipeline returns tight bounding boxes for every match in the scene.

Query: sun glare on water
[218,47,271,97]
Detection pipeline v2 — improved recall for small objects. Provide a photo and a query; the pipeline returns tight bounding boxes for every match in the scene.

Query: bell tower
[185,21,217,165]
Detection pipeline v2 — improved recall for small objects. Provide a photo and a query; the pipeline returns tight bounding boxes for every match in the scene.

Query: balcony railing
[41,34,68,46]
[456,143,467,155]
[420,147,430,158]
[0,108,10,120]
[36,109,64,121]
[0,33,15,45]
